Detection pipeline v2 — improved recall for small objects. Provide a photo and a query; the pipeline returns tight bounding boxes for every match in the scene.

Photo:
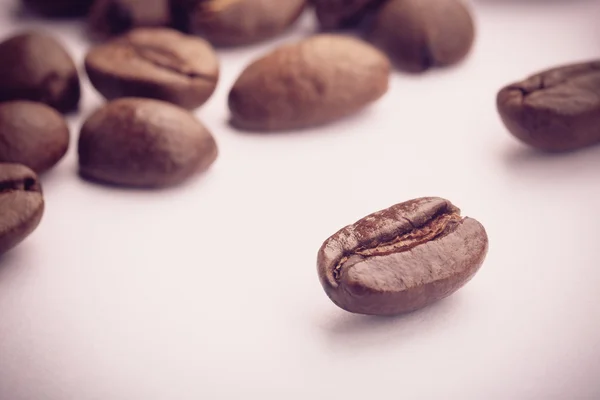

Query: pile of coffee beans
[0,0,595,317]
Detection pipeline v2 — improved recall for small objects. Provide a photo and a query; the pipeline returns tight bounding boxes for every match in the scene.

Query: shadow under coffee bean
[317,197,489,316]
[0,164,44,257]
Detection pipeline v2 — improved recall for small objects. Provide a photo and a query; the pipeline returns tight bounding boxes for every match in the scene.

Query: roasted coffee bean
[497,61,600,152]
[368,0,475,73]
[85,28,219,110]
[172,0,306,47]
[0,101,70,174]
[78,98,218,188]
[228,34,390,131]
[0,164,44,257]
[88,0,171,37]
[311,0,384,30]
[22,0,93,17]
[0,32,80,113]
[317,197,488,316]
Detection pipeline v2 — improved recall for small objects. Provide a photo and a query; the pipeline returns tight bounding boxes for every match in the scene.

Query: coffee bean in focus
[368,0,475,73]
[0,101,70,174]
[228,34,390,131]
[78,98,218,188]
[317,197,488,316]
[497,61,600,152]
[0,163,44,257]
[85,28,219,110]
[0,32,81,113]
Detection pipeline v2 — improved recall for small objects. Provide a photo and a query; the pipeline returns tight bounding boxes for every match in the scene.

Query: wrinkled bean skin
[228,34,390,131]
[317,198,488,316]
[0,163,44,257]
[497,61,600,152]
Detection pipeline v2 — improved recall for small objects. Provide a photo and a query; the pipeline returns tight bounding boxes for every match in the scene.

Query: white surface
[1,0,600,399]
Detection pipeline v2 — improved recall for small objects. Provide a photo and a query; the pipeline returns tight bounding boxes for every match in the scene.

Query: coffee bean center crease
[128,42,217,81]
[332,210,463,281]
[0,178,39,193]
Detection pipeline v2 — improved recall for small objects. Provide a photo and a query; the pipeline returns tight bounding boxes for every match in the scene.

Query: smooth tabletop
[1,0,600,399]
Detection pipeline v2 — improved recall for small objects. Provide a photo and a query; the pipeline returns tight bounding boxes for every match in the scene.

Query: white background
[0,0,599,399]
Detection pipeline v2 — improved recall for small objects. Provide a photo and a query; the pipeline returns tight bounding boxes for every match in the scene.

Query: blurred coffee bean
[229,34,390,131]
[368,0,475,73]
[0,101,70,174]
[78,98,219,188]
[22,0,94,17]
[0,163,44,257]
[172,0,306,47]
[0,32,81,113]
[88,0,171,38]
[311,0,384,30]
[85,28,219,109]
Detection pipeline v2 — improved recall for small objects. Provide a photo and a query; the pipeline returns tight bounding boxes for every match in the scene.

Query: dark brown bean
[22,0,94,17]
[497,61,600,152]
[0,32,81,113]
[78,98,218,188]
[0,163,44,257]
[311,0,384,30]
[0,101,70,174]
[317,197,488,316]
[228,34,390,131]
[88,0,171,38]
[85,28,219,110]
[172,0,306,47]
[368,0,475,73]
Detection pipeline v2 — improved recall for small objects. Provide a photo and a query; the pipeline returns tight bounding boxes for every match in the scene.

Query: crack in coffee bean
[127,42,217,81]
[332,211,463,281]
[318,197,488,316]
[0,163,45,257]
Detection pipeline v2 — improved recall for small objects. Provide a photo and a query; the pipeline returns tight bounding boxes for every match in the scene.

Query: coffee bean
[0,101,70,174]
[85,28,219,110]
[78,98,218,188]
[317,197,488,316]
[228,34,390,131]
[497,61,600,152]
[0,32,81,113]
[172,0,306,47]
[0,163,44,257]
[368,0,475,73]
[88,0,171,38]
[311,0,384,30]
[22,0,94,17]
